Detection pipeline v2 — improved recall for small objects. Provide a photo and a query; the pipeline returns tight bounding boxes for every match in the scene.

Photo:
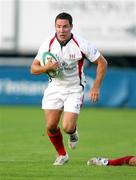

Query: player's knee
[63,124,75,134]
[46,124,58,134]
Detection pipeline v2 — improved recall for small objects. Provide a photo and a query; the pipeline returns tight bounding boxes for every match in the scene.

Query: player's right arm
[31,38,59,75]
[31,59,48,75]
[30,59,58,75]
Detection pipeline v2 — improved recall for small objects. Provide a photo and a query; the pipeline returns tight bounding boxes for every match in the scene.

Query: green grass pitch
[0,106,136,180]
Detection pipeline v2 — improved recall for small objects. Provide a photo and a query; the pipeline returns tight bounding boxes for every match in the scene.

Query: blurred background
[0,0,136,107]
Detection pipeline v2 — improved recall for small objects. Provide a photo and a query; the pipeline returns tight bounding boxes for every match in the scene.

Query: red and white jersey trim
[35,34,100,88]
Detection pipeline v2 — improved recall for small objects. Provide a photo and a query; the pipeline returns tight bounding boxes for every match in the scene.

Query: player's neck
[55,33,73,46]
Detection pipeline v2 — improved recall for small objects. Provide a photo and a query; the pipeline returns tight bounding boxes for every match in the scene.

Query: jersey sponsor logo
[59,61,76,71]
[54,54,77,71]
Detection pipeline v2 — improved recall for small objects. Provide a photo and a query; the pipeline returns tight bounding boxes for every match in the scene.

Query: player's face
[55,19,73,43]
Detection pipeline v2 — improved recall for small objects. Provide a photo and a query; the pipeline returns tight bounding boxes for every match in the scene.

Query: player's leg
[43,87,68,157]
[62,112,78,133]
[44,109,68,165]
[62,112,79,149]
[62,89,83,149]
[87,156,135,166]
[108,156,135,166]
[44,109,61,133]
[44,110,67,155]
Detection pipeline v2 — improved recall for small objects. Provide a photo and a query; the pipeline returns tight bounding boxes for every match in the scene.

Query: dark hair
[55,12,73,25]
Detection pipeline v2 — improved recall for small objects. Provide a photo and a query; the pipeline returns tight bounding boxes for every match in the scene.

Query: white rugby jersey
[35,34,100,88]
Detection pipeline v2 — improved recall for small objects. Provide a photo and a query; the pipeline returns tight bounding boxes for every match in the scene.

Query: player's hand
[89,87,99,103]
[44,59,59,71]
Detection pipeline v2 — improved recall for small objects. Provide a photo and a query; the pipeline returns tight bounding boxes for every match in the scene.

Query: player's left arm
[90,55,107,103]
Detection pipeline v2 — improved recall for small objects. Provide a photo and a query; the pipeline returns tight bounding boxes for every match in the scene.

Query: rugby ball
[40,51,60,78]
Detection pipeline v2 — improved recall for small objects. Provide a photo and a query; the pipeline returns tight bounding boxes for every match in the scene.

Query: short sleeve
[34,39,51,61]
[76,35,101,62]
[85,43,101,62]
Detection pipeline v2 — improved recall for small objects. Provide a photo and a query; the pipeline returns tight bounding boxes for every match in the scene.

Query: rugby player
[31,12,107,165]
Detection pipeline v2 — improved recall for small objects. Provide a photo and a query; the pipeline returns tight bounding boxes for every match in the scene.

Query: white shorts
[42,85,84,114]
